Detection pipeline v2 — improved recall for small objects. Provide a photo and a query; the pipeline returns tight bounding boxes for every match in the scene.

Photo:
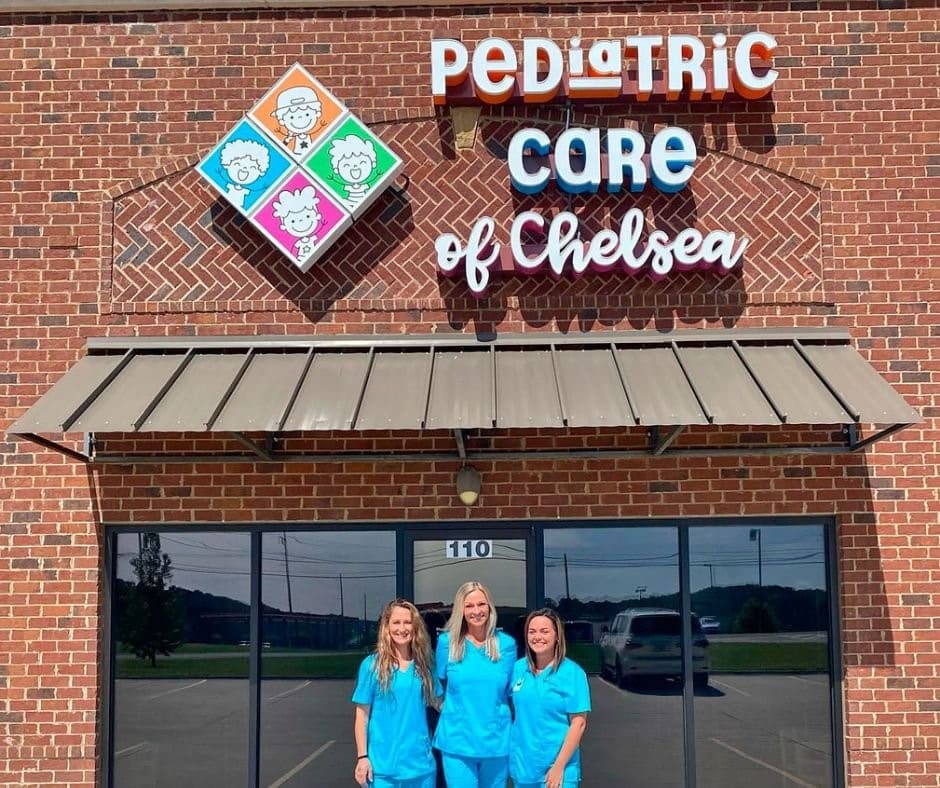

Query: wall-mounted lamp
[455,465,482,506]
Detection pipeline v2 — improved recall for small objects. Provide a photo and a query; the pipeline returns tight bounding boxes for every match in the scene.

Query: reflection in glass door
[111,532,250,788]
[544,526,685,788]
[691,524,834,788]
[407,531,532,649]
[259,530,397,788]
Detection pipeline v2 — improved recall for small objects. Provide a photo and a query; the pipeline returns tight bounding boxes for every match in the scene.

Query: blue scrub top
[433,630,517,758]
[352,653,442,780]
[509,657,591,785]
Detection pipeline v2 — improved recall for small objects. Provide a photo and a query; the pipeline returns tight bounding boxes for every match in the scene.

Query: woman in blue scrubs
[352,599,442,788]
[433,581,517,787]
[509,608,591,788]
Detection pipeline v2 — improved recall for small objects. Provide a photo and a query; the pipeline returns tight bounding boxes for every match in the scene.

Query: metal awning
[8,329,920,463]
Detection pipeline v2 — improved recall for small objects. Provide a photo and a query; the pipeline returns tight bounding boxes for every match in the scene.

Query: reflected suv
[599,608,709,688]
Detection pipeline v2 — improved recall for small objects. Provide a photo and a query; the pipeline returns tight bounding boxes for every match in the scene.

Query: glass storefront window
[412,534,529,646]
[112,532,250,788]
[691,524,833,788]
[108,521,837,787]
[544,527,685,787]
[259,531,397,787]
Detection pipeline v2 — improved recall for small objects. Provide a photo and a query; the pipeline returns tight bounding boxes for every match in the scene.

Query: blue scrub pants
[439,753,508,788]
[514,783,578,788]
[370,773,436,788]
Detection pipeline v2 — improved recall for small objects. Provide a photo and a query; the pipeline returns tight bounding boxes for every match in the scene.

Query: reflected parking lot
[114,673,831,788]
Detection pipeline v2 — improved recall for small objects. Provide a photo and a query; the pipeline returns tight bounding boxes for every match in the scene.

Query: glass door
[404,528,535,650]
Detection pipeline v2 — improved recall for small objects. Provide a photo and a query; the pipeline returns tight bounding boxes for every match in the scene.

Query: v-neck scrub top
[433,630,517,757]
[352,654,442,781]
[509,657,592,785]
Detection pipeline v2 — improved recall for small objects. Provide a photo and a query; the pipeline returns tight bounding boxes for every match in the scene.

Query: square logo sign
[248,64,347,162]
[252,170,351,272]
[197,63,403,271]
[304,115,404,216]
[196,119,293,217]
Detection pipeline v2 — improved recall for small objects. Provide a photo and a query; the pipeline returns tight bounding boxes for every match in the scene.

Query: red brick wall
[1,2,938,786]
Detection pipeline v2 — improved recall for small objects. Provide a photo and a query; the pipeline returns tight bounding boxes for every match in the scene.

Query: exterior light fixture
[456,465,482,506]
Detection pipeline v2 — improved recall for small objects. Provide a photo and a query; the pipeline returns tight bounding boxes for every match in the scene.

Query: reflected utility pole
[280,533,293,612]
[704,563,715,588]
[563,553,570,601]
[749,529,763,587]
[281,533,293,649]
[339,573,345,649]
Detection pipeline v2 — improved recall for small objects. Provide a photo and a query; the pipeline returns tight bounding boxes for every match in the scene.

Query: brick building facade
[1,1,938,786]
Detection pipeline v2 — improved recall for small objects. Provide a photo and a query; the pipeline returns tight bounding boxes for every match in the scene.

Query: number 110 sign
[445,540,493,559]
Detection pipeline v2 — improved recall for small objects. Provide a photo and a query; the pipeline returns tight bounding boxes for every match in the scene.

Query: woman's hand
[544,763,565,788]
[354,756,373,786]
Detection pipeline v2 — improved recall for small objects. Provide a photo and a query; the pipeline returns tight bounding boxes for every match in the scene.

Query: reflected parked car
[564,620,596,643]
[599,608,709,688]
[699,616,720,635]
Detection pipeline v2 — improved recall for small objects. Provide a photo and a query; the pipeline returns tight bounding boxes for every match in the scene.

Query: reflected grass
[114,650,369,679]
[565,641,827,676]
[708,641,828,672]
[115,642,829,679]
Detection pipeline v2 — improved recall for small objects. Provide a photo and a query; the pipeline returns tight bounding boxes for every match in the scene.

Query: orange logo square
[248,63,347,161]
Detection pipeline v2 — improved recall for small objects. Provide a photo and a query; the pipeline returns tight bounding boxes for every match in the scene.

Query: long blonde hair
[445,581,501,663]
[374,599,436,705]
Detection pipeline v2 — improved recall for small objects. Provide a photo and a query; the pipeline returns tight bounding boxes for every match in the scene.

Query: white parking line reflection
[266,680,311,702]
[710,678,751,697]
[709,737,821,787]
[146,679,207,701]
[115,742,148,759]
[267,740,336,788]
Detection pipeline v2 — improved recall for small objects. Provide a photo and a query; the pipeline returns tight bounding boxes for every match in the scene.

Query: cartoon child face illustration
[217,139,271,209]
[328,135,378,203]
[271,86,323,154]
[272,186,323,260]
[220,139,270,186]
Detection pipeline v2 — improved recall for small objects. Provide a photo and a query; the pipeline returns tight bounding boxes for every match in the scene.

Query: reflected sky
[413,539,527,608]
[545,524,825,599]
[117,524,826,618]
[117,531,397,619]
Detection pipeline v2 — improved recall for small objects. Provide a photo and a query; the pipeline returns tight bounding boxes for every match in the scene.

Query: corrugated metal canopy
[9,330,921,440]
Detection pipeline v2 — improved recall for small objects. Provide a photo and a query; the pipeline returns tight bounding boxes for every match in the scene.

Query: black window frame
[102,516,843,788]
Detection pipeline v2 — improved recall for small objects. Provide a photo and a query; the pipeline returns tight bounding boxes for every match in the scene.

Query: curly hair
[272,186,320,218]
[219,138,270,171]
[374,599,436,706]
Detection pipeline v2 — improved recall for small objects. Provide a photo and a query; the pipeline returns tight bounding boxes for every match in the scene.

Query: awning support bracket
[12,432,90,463]
[453,429,467,461]
[652,425,686,456]
[231,432,273,461]
[848,423,910,453]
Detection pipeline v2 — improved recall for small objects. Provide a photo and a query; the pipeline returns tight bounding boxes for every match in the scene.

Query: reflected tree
[119,533,184,666]
[734,596,779,634]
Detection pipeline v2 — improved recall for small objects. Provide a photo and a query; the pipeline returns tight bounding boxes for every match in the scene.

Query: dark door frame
[103,516,841,788]
[401,524,538,612]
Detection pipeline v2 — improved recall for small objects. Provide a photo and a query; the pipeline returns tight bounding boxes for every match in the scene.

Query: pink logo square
[249,170,351,271]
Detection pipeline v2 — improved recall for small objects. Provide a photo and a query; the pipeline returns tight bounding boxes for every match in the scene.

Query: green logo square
[303,115,403,217]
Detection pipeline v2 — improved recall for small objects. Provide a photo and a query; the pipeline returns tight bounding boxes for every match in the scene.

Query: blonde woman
[509,609,591,788]
[433,581,517,787]
[353,599,442,788]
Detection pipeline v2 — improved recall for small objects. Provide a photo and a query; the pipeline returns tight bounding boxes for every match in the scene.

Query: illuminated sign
[198,64,403,271]
[429,32,777,294]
